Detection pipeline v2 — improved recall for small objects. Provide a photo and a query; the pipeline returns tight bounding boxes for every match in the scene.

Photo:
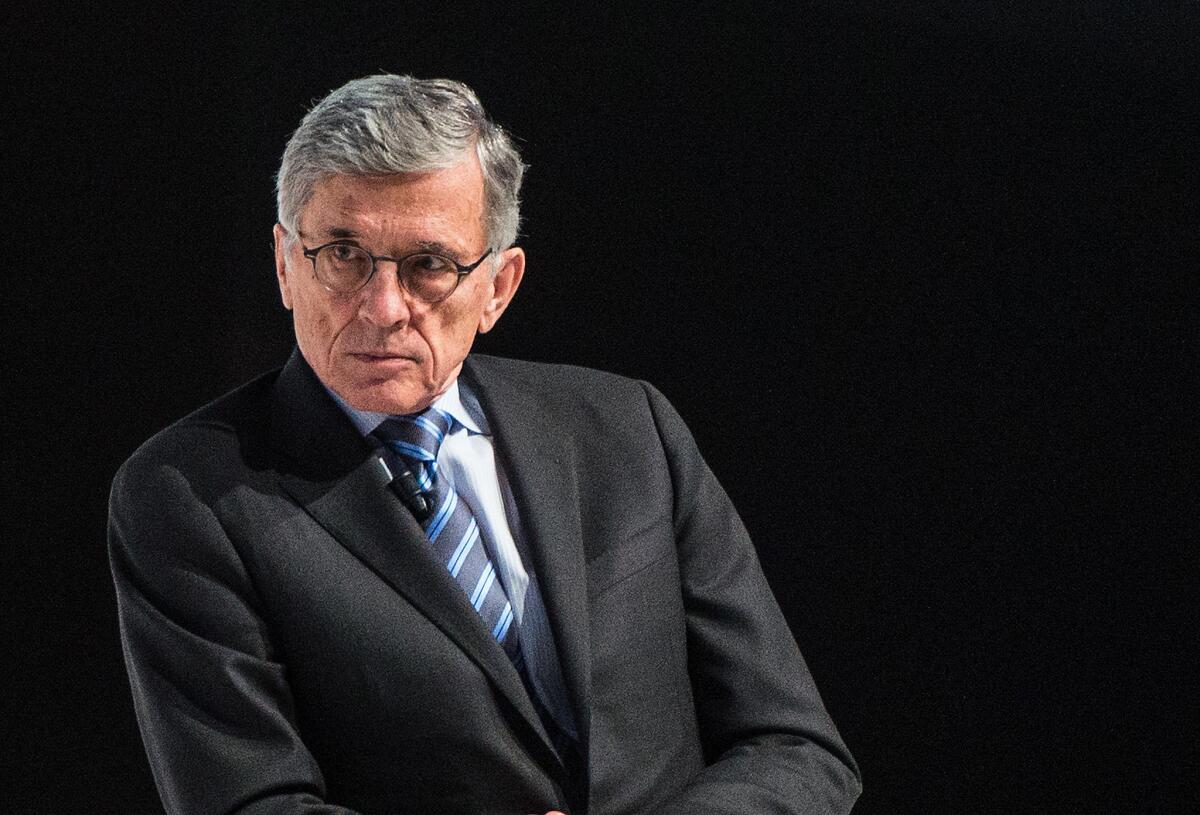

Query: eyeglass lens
[313,245,462,302]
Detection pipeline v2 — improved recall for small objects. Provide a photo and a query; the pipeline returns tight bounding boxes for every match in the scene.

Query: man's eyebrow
[298,226,361,243]
[301,230,465,258]
[410,239,461,258]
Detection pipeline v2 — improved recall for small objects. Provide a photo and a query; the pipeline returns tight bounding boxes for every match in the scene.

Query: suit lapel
[462,356,594,753]
[267,351,558,762]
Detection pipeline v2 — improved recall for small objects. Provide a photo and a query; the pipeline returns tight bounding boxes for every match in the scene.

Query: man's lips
[349,352,419,365]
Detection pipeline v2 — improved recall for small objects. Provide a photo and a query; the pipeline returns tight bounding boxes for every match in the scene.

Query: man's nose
[357,261,411,326]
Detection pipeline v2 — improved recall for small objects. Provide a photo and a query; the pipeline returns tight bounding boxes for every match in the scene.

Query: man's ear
[478,247,525,334]
[273,223,294,311]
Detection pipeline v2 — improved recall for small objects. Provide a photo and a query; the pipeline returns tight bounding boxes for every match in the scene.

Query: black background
[5,3,1196,812]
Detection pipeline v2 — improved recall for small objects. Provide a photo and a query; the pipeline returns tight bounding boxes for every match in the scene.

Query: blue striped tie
[373,409,520,663]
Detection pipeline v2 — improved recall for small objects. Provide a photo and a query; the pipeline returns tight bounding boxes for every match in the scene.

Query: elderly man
[109,74,861,814]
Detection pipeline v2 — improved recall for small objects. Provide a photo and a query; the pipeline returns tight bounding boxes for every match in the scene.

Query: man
[109,74,861,814]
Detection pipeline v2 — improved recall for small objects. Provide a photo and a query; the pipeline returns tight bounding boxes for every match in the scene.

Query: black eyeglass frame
[301,241,494,302]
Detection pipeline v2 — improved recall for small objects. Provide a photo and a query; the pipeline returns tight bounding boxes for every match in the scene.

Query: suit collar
[268,348,369,479]
[460,355,594,754]
[323,375,487,437]
[267,350,563,770]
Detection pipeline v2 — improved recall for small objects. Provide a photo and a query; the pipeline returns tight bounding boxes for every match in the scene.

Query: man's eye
[412,254,454,273]
[329,245,358,262]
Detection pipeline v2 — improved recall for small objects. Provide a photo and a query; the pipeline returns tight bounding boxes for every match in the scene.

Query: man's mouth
[350,352,417,364]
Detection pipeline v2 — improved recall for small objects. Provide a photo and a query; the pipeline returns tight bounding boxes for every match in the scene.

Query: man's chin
[344,385,435,416]
[350,388,432,415]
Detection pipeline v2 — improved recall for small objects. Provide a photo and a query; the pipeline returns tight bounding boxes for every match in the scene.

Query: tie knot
[373,408,453,466]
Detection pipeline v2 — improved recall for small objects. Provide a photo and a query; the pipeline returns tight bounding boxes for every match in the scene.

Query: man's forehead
[298,167,487,249]
[308,161,482,207]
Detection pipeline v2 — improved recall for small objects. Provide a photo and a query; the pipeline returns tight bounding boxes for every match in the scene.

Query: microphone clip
[375,455,433,522]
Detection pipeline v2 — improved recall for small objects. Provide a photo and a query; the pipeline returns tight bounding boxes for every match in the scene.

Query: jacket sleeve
[641,383,863,815]
[108,448,361,815]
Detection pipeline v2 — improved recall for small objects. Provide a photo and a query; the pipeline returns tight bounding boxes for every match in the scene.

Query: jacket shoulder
[464,354,694,477]
[466,354,653,406]
[111,368,281,502]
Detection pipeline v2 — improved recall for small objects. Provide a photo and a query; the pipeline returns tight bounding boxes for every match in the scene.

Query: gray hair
[276,74,525,255]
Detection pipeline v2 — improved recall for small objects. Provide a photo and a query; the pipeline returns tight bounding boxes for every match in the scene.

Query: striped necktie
[373,409,520,663]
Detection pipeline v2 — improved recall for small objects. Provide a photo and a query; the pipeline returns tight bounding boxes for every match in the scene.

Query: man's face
[274,155,524,414]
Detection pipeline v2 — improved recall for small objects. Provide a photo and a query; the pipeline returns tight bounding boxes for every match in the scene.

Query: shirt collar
[323,377,488,437]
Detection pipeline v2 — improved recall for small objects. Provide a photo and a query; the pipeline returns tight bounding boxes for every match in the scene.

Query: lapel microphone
[369,440,433,522]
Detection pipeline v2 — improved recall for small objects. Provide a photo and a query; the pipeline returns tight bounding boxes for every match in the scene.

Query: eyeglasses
[301,242,493,303]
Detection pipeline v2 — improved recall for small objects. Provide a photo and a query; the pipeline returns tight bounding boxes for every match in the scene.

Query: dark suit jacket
[109,350,861,814]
